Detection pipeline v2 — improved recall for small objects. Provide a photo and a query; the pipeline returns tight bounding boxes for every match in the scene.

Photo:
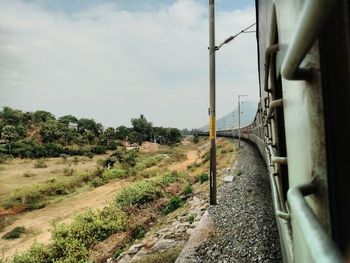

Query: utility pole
[238,95,248,148]
[209,0,216,205]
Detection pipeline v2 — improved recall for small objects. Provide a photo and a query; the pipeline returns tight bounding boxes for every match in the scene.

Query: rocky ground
[192,141,282,263]
[107,196,209,263]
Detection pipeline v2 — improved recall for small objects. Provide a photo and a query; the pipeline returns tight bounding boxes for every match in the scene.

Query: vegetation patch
[158,171,180,186]
[116,181,162,208]
[13,206,125,263]
[182,183,193,196]
[102,167,128,181]
[33,159,47,169]
[162,196,182,215]
[2,226,26,240]
[196,173,209,184]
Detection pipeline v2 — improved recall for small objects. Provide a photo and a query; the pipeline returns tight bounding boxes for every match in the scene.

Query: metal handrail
[281,0,337,80]
[264,99,283,126]
[268,144,288,165]
[264,44,280,92]
[288,182,343,262]
[266,145,290,220]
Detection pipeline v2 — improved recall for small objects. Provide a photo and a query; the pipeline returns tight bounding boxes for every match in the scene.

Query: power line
[216,22,256,50]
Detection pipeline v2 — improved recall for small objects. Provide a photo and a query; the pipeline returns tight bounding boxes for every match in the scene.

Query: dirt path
[168,150,200,171]
[0,179,128,260]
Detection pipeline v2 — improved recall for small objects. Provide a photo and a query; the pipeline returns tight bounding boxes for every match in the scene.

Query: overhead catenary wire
[216,22,256,50]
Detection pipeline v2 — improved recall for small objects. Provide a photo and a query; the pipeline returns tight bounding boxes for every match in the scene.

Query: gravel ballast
[193,141,282,263]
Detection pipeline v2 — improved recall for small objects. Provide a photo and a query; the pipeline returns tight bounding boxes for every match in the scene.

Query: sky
[0,0,258,129]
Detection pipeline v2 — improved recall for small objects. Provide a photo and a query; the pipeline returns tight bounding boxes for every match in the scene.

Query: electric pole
[209,0,216,205]
[238,95,248,148]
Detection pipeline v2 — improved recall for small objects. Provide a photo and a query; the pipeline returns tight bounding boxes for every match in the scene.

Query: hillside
[199,101,258,131]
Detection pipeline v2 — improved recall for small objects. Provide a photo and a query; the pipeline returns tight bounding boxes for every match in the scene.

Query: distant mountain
[199,100,258,131]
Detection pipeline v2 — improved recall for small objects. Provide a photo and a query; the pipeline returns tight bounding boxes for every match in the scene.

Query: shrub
[0,154,10,164]
[187,162,200,171]
[182,183,193,195]
[12,243,53,263]
[63,167,75,176]
[193,135,199,144]
[162,196,182,215]
[158,171,180,186]
[187,214,195,224]
[60,154,68,162]
[34,159,47,169]
[14,206,125,263]
[72,156,79,165]
[116,181,162,208]
[2,226,25,240]
[85,151,94,160]
[99,156,117,168]
[201,152,209,163]
[143,154,167,168]
[220,149,227,154]
[196,173,209,184]
[236,169,243,176]
[51,206,125,261]
[90,177,104,188]
[111,149,138,167]
[132,226,146,240]
[102,168,127,181]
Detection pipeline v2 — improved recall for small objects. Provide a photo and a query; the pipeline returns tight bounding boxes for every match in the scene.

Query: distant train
[200,1,350,262]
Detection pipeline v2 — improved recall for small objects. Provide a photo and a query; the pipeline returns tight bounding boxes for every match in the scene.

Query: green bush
[51,206,125,261]
[196,173,209,184]
[111,149,138,167]
[7,177,79,210]
[90,177,105,188]
[182,183,193,195]
[162,196,182,215]
[158,171,180,186]
[2,226,26,240]
[12,243,53,263]
[143,154,167,168]
[14,206,125,263]
[116,181,162,208]
[187,214,195,224]
[102,168,127,181]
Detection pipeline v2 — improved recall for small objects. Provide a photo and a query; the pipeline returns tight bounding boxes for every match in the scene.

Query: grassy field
[0,137,236,262]
[0,154,109,203]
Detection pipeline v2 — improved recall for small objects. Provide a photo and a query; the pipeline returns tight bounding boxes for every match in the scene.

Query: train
[200,0,350,262]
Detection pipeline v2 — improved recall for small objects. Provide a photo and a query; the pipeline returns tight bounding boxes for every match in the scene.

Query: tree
[129,131,143,145]
[2,125,19,155]
[115,126,131,140]
[40,121,64,143]
[78,118,101,137]
[131,115,153,141]
[168,128,182,144]
[33,110,55,123]
[1,106,23,126]
[58,115,78,126]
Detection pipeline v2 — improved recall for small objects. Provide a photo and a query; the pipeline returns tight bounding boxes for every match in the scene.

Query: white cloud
[0,0,258,129]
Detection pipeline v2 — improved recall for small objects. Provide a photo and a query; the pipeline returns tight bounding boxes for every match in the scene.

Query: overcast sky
[0,0,258,129]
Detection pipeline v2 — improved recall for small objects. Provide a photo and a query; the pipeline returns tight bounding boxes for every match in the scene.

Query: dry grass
[0,154,110,203]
